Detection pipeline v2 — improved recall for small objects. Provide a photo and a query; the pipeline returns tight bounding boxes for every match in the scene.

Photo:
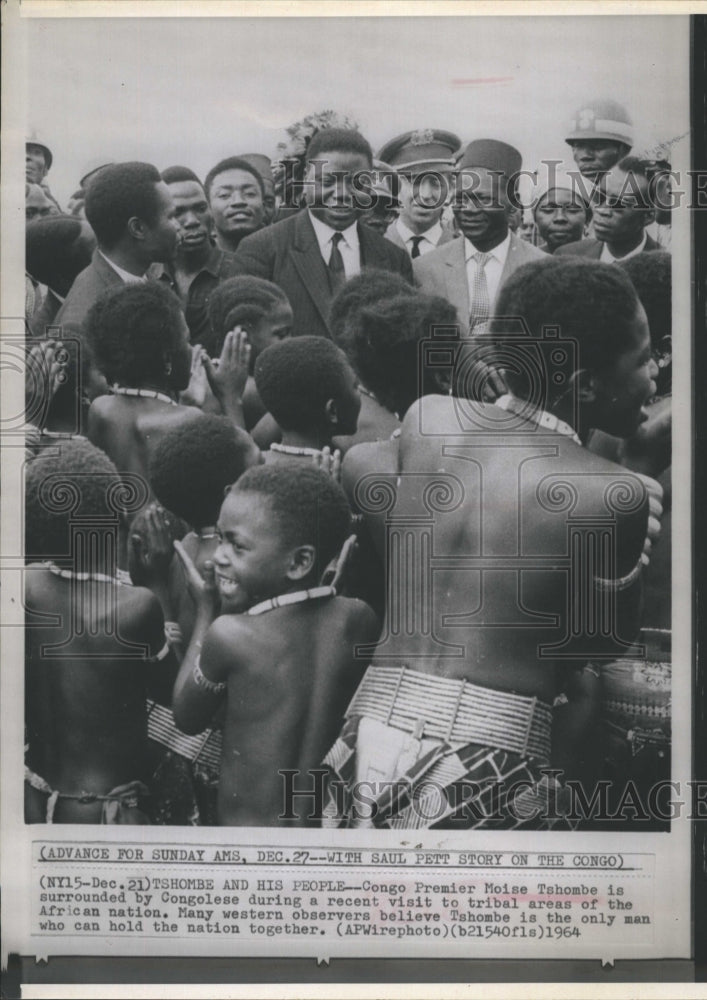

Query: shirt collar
[600,231,648,263]
[99,249,147,284]
[161,243,226,282]
[464,229,512,265]
[307,209,359,253]
[396,217,443,246]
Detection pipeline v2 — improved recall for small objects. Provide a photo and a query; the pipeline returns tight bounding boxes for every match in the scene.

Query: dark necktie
[410,235,424,259]
[328,232,346,293]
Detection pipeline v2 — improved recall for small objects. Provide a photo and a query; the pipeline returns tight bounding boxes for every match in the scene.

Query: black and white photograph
[1,3,701,995]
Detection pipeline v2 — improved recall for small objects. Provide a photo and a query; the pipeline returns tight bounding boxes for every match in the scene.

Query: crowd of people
[23,97,673,829]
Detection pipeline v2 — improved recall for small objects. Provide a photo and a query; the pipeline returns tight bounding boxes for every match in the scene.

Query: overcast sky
[26,14,690,206]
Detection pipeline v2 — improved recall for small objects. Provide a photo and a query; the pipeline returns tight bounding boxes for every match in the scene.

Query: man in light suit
[378,129,461,258]
[414,139,545,333]
[556,157,662,263]
[232,129,412,339]
[55,162,180,334]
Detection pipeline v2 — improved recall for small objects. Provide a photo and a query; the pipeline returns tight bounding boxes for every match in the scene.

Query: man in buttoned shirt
[378,129,460,259]
[55,161,181,333]
[414,139,545,333]
[556,158,661,263]
[232,128,412,339]
[160,166,240,344]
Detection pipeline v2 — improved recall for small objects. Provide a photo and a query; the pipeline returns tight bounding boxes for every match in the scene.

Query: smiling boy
[172,465,379,826]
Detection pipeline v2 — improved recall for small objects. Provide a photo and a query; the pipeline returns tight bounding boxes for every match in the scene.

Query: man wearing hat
[378,129,460,258]
[565,99,633,183]
[414,139,545,332]
[26,134,61,213]
[533,167,592,254]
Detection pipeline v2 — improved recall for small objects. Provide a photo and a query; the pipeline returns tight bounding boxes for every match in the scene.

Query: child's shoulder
[329,595,380,637]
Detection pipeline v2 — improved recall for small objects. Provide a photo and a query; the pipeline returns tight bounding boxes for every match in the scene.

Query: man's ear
[324,398,339,427]
[571,367,597,404]
[286,544,316,581]
[126,215,147,242]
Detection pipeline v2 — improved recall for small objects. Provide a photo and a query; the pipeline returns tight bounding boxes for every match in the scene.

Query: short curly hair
[85,282,185,387]
[254,336,353,431]
[25,439,122,562]
[491,258,640,405]
[229,463,352,574]
[329,268,416,353]
[161,165,202,187]
[306,128,373,167]
[205,276,289,356]
[149,415,260,529]
[619,251,671,346]
[347,292,457,417]
[84,161,164,248]
[26,215,93,297]
[204,156,265,201]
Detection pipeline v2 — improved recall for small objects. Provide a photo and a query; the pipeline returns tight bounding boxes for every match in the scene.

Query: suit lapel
[290,212,335,329]
[444,238,470,320]
[359,223,389,269]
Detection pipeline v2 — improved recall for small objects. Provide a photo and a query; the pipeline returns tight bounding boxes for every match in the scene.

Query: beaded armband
[192,655,227,695]
[594,474,663,592]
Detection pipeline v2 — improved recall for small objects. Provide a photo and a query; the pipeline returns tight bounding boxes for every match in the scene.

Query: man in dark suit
[55,162,180,333]
[232,128,413,339]
[556,157,661,263]
[414,139,545,333]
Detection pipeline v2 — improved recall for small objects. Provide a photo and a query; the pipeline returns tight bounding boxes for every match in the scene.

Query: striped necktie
[469,250,491,333]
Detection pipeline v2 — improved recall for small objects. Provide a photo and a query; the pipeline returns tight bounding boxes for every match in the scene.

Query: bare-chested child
[86,281,251,494]
[205,275,293,435]
[148,413,262,647]
[254,337,360,469]
[24,440,171,824]
[323,258,661,829]
[172,464,379,826]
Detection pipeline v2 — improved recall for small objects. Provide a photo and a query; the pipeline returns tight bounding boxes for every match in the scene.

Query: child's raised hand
[129,503,176,586]
[173,541,221,619]
[180,345,208,408]
[312,446,342,483]
[25,340,64,426]
[202,327,251,406]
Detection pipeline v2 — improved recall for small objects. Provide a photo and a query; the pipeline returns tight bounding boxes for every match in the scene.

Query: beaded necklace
[112,386,177,407]
[494,394,582,446]
[44,561,123,586]
[270,443,325,458]
[246,585,336,617]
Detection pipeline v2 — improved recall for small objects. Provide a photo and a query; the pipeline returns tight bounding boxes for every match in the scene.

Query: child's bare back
[197,596,376,825]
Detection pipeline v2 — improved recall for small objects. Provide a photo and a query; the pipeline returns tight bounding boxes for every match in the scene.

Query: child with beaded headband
[172,464,379,826]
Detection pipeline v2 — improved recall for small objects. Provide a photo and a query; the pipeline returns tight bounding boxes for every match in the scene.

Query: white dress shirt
[99,250,147,283]
[464,230,512,311]
[395,217,444,257]
[307,210,361,280]
[600,231,648,263]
